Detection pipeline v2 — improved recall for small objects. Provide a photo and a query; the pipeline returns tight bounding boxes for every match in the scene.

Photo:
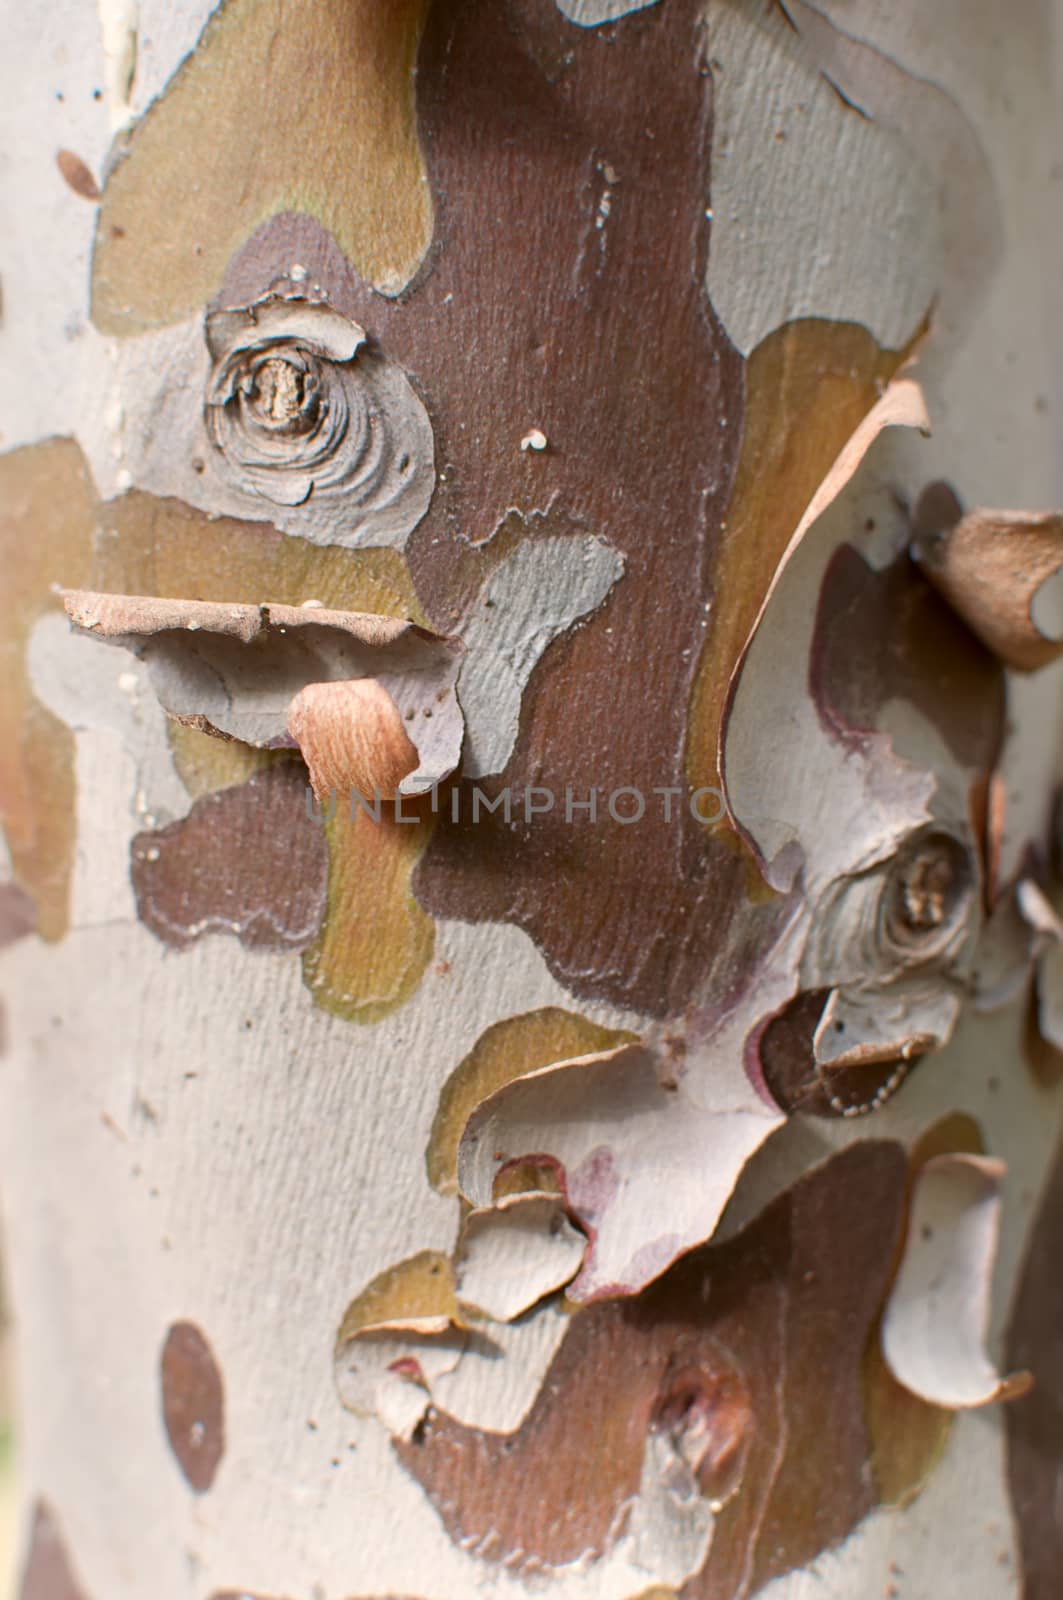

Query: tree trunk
[1,1,1062,1597]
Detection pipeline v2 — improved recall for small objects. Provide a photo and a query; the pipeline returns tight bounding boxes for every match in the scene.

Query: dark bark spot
[55,150,100,201]
[160,1320,226,1493]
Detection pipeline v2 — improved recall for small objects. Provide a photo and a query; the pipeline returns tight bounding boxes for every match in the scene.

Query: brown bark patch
[91,0,433,334]
[19,1501,92,1600]
[132,761,328,952]
[403,0,747,1017]
[1006,1128,1063,1598]
[55,149,100,201]
[160,1320,226,1493]
[396,1141,908,1591]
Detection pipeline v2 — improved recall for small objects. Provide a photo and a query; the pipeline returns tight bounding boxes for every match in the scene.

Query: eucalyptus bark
[1,2,1062,1599]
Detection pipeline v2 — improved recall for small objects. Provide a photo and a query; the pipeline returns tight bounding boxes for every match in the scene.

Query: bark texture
[0,1,1061,1598]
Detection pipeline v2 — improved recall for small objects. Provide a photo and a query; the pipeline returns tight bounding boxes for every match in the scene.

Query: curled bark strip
[288,679,419,803]
[863,1114,985,1510]
[913,509,1063,672]
[337,1251,465,1343]
[63,590,463,797]
[881,1152,1032,1409]
[719,377,930,830]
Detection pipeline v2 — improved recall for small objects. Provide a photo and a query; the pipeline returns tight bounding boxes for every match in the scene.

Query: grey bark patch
[86,294,435,551]
[456,534,624,779]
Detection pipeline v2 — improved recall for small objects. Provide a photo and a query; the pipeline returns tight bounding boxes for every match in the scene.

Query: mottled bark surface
[0,1,1061,1597]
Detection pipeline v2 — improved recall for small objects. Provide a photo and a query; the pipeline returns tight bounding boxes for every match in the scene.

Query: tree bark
[1,1,1062,1597]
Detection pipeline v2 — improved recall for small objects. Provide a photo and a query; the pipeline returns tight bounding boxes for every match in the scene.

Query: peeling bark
[2,0,1061,1595]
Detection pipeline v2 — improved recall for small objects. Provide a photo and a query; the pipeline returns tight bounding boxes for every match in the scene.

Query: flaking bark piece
[800,825,981,1095]
[456,1044,782,1302]
[913,509,1063,672]
[397,1141,907,1586]
[334,1251,467,1440]
[812,984,951,1072]
[881,1152,1033,1409]
[336,1250,465,1342]
[454,1193,586,1322]
[288,679,418,802]
[63,590,463,797]
[720,378,930,832]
